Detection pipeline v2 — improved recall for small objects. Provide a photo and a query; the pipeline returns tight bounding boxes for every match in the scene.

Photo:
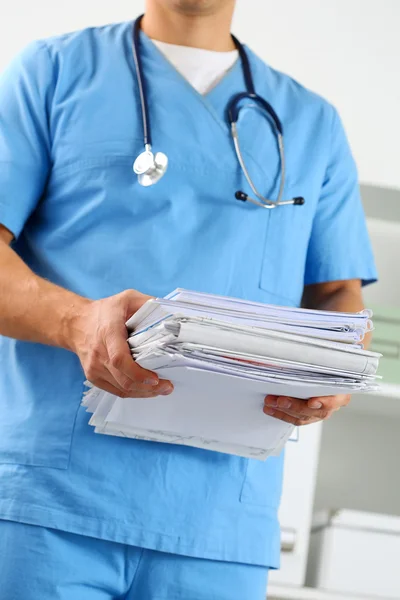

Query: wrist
[60,294,92,353]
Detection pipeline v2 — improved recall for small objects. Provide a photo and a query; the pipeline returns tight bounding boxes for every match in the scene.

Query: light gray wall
[315,410,400,517]
[361,185,400,223]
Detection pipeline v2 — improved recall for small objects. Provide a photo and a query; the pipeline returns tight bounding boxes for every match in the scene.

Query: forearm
[315,286,364,313]
[0,238,90,350]
[303,280,371,348]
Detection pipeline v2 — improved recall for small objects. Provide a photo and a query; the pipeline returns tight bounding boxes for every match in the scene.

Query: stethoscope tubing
[131,15,304,207]
[133,16,152,147]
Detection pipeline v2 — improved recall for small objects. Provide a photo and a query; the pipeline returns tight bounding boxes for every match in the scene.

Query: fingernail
[309,400,323,409]
[279,398,292,409]
[145,378,159,386]
[264,407,275,416]
[160,385,174,396]
[265,399,278,408]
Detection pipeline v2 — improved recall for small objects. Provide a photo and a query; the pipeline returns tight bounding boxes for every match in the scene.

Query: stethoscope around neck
[131,15,305,209]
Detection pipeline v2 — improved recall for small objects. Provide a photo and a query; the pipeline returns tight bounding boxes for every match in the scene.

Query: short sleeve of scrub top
[304,107,377,287]
[0,42,53,238]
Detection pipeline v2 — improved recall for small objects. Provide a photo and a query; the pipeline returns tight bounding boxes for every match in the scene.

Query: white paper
[84,363,375,460]
[82,289,380,460]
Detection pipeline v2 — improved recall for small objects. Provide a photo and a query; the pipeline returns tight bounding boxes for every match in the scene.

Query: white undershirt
[152,40,239,95]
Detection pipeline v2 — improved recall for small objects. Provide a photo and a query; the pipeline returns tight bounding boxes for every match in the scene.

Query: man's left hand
[263,394,351,426]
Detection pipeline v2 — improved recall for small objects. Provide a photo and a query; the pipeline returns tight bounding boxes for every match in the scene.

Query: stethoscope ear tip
[235,191,248,202]
[294,197,305,206]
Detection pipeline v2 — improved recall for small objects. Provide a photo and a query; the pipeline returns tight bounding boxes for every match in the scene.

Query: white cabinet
[269,423,322,587]
[307,510,400,599]
[268,384,400,600]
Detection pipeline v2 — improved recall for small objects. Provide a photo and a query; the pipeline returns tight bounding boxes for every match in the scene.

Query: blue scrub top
[0,22,377,568]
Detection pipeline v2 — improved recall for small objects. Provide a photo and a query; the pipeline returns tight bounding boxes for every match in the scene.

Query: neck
[141,1,236,51]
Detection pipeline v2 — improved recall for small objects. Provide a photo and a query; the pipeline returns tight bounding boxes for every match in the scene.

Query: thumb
[120,289,154,321]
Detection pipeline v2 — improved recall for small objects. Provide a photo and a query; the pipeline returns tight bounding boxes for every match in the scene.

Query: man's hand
[67,289,174,398]
[0,227,171,398]
[263,393,351,426]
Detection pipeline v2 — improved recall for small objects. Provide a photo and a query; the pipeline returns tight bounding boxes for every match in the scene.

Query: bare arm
[0,224,172,398]
[302,278,371,347]
[0,224,89,348]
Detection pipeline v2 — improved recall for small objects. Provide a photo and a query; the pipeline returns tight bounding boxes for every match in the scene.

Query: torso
[0,21,335,568]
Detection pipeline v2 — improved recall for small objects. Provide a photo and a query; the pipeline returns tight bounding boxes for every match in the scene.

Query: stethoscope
[132,15,305,209]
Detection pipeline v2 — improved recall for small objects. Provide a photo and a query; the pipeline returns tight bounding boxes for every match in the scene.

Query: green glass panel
[370,306,400,384]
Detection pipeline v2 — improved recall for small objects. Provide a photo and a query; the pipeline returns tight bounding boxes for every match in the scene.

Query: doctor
[0,0,376,598]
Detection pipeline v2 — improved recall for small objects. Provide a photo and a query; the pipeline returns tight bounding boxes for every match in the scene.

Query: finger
[92,379,130,397]
[120,289,154,321]
[88,369,128,394]
[122,386,174,398]
[94,379,174,399]
[306,394,351,412]
[265,395,319,417]
[263,406,318,427]
[87,369,172,396]
[89,364,149,395]
[265,395,337,420]
[267,405,334,422]
[123,385,174,398]
[106,362,173,396]
[145,379,174,396]
[106,333,160,387]
[265,394,279,404]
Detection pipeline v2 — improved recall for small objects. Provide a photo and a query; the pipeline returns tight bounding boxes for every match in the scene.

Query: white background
[0,0,399,190]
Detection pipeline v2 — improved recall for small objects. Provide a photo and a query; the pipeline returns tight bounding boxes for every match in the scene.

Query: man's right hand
[0,228,172,398]
[67,289,174,398]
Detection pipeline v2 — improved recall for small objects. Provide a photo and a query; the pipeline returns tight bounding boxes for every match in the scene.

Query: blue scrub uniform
[0,521,269,600]
[0,20,376,593]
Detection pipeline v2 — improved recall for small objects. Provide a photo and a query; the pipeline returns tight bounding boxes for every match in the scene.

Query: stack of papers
[82,289,381,460]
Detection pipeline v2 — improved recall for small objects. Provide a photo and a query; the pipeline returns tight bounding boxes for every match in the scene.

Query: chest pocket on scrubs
[258,198,311,308]
[235,107,310,308]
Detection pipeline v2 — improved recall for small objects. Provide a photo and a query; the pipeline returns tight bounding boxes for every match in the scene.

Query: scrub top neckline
[131,26,245,136]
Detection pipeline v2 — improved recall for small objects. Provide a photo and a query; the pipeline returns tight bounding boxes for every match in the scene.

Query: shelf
[347,383,400,419]
[268,584,392,600]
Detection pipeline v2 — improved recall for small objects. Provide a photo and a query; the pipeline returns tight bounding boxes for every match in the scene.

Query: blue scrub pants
[0,520,269,599]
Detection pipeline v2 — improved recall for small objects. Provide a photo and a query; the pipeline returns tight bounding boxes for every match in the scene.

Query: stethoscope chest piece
[133,149,168,187]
